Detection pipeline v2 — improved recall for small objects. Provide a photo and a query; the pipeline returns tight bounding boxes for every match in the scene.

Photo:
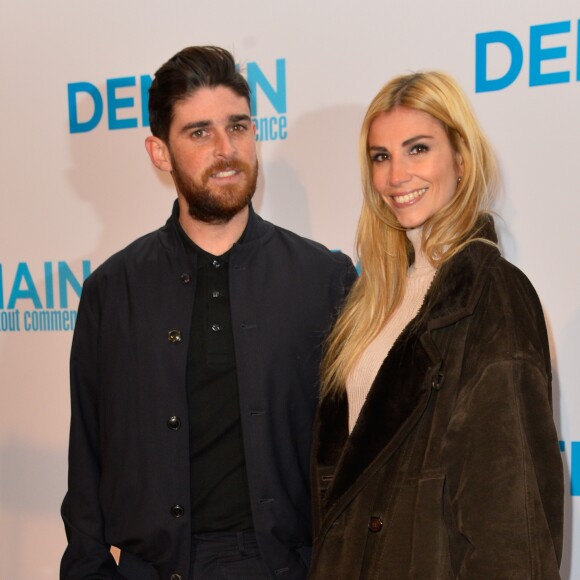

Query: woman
[310,72,563,579]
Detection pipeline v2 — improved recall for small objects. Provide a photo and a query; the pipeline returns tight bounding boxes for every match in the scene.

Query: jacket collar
[316,215,501,511]
[153,200,275,283]
[423,215,499,331]
[165,198,272,240]
[161,199,274,252]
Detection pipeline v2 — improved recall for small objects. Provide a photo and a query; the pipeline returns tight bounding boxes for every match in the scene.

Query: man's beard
[171,156,258,224]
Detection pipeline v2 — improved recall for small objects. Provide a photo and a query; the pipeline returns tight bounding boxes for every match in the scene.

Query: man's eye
[231,124,247,132]
[191,129,206,138]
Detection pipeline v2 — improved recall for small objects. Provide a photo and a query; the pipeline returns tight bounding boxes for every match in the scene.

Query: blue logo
[0,261,91,332]
[246,58,287,142]
[475,18,579,92]
[67,58,288,142]
[560,441,580,496]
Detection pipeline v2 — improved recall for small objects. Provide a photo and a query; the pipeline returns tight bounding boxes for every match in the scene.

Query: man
[60,46,356,579]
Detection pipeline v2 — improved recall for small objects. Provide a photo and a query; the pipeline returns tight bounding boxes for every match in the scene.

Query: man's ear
[145,136,172,172]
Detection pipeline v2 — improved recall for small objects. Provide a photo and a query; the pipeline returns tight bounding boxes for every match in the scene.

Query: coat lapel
[318,320,439,511]
[316,216,502,515]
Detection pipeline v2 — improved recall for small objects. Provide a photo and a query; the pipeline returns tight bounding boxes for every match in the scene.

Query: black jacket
[310,218,563,579]
[61,202,356,580]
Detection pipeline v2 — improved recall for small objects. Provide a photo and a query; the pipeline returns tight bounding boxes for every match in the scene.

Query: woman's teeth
[393,187,427,204]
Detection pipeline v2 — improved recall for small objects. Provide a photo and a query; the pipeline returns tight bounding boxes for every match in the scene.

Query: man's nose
[214,131,236,158]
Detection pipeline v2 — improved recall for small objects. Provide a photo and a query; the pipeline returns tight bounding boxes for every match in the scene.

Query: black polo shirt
[178,223,253,534]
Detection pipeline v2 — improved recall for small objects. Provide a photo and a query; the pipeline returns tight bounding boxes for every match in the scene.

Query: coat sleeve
[60,277,124,579]
[444,358,563,579]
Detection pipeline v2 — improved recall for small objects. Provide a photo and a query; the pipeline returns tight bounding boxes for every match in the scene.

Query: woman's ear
[455,151,464,179]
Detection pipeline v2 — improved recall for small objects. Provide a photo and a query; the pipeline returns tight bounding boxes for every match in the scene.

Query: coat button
[431,372,444,390]
[167,329,182,343]
[180,273,190,284]
[170,574,182,580]
[368,516,383,533]
[170,504,185,518]
[166,416,181,430]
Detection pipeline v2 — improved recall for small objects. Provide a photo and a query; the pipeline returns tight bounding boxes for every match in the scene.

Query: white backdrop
[1,1,578,577]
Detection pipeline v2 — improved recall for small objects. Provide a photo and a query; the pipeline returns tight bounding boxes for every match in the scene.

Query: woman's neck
[406,226,431,271]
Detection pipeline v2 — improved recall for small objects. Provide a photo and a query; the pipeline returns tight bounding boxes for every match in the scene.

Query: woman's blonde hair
[321,71,498,398]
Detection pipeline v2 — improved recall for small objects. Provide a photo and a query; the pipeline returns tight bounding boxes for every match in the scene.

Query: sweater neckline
[406,226,435,277]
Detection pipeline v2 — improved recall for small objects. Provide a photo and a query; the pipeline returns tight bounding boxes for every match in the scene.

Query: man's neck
[178,201,249,256]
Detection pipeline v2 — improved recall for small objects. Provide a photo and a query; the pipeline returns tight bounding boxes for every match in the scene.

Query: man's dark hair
[148,46,251,142]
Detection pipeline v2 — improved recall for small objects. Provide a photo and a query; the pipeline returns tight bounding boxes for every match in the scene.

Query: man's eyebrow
[229,114,252,123]
[178,114,252,134]
[179,120,211,134]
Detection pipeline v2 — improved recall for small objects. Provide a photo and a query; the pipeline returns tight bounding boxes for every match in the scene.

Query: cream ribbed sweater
[346,227,436,432]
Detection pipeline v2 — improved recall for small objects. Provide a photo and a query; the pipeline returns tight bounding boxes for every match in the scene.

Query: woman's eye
[410,143,429,155]
[371,153,389,163]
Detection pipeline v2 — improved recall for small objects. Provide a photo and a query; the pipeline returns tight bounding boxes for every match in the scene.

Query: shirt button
[170,505,185,518]
[180,273,190,285]
[211,324,222,332]
[212,259,221,269]
[368,516,383,533]
[170,574,182,580]
[166,416,181,430]
[167,329,182,343]
[212,290,222,298]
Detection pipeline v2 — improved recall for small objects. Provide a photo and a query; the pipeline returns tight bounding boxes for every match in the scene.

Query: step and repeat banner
[1,1,578,577]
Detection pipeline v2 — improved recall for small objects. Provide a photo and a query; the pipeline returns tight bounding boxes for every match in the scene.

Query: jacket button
[167,329,182,343]
[212,259,221,269]
[180,273,190,284]
[368,516,383,533]
[211,323,222,332]
[170,574,182,580]
[170,504,185,518]
[166,416,181,430]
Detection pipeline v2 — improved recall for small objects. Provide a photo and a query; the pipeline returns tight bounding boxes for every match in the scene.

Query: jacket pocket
[361,475,453,579]
[117,551,158,580]
[408,476,452,579]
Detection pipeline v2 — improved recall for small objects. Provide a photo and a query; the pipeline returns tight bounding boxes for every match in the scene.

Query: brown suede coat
[310,219,563,579]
